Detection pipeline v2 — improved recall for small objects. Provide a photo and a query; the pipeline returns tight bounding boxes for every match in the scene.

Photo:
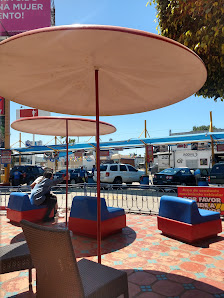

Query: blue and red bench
[7,192,53,223]
[158,196,222,243]
[69,196,126,238]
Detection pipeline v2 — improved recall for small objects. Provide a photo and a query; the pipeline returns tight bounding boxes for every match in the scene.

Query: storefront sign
[178,186,224,215]
[217,144,224,152]
[0,0,51,36]
[100,150,110,157]
[74,150,84,157]
[0,97,4,115]
[0,97,5,149]
[1,149,11,165]
[146,145,153,162]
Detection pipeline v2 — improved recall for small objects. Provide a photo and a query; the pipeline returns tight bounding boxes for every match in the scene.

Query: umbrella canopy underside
[11,116,116,136]
[0,25,207,116]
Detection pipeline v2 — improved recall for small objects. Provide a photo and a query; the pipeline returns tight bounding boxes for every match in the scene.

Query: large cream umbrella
[11,116,116,225]
[0,25,207,263]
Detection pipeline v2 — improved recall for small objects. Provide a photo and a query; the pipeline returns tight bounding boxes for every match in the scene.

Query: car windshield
[160,168,179,174]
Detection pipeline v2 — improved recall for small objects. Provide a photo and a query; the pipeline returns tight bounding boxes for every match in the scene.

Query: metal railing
[0,183,177,215]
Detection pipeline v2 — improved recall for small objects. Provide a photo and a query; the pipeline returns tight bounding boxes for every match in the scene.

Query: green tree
[60,136,76,145]
[147,0,224,101]
[192,125,220,131]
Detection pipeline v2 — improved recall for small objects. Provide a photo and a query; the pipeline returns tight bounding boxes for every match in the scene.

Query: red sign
[100,150,110,157]
[217,144,224,152]
[1,149,11,164]
[20,109,38,118]
[74,150,84,157]
[177,144,188,148]
[0,97,4,115]
[146,145,153,163]
[178,186,224,215]
[0,0,51,36]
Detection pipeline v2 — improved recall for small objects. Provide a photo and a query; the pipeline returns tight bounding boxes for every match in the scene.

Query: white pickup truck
[93,163,144,184]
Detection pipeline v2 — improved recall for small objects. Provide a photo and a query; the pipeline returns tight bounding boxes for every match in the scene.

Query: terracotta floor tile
[199,248,222,256]
[166,271,195,283]
[128,271,157,285]
[189,254,214,263]
[198,278,224,291]
[128,282,141,297]
[138,293,164,298]
[180,261,206,272]
[181,289,214,298]
[1,213,224,298]
[194,279,224,294]
[152,279,184,296]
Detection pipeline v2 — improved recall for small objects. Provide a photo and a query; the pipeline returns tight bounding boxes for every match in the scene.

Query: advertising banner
[1,149,11,165]
[0,97,4,115]
[217,144,224,152]
[0,0,51,36]
[146,145,153,163]
[16,109,50,119]
[0,97,5,148]
[100,150,110,157]
[178,186,224,215]
[74,150,84,157]
[0,115,5,148]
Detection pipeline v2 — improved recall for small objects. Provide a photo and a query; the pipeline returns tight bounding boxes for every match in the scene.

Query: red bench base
[157,216,222,243]
[69,215,126,238]
[7,208,54,224]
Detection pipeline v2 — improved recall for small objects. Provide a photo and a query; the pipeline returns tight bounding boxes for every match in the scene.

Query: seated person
[30,171,68,222]
[30,168,53,189]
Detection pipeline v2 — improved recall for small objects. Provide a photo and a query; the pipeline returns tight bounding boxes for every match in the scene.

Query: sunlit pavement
[0,212,224,298]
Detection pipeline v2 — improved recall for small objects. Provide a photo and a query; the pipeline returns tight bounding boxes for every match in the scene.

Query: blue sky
[10,0,223,154]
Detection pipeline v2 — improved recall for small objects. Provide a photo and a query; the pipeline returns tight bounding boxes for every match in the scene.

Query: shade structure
[11,116,116,136]
[11,116,116,226]
[0,25,207,264]
[0,25,207,116]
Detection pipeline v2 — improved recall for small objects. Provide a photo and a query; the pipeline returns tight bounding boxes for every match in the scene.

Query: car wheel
[70,179,77,185]
[113,177,122,184]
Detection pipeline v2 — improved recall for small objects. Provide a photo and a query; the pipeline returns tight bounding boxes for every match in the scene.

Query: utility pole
[19,133,21,165]
[209,111,215,166]
[145,120,148,175]
[139,120,150,175]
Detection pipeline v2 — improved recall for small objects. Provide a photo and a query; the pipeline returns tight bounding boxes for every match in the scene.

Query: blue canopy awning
[12,132,224,154]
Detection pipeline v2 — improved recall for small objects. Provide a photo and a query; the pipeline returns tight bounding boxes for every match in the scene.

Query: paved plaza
[0,211,224,297]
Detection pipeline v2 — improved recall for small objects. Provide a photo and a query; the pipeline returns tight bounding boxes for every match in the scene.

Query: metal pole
[145,120,148,175]
[32,134,35,165]
[209,111,215,166]
[19,133,21,165]
[66,120,69,225]
[55,136,58,172]
[4,98,10,184]
[95,69,101,264]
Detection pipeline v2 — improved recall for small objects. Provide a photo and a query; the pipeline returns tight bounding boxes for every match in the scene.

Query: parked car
[10,165,44,186]
[208,163,224,185]
[54,168,88,184]
[153,167,196,186]
[93,163,144,184]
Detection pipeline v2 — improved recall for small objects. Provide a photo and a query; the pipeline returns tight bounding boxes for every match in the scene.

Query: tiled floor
[0,212,224,297]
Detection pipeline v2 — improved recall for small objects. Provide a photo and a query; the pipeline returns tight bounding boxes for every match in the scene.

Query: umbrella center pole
[66,119,69,226]
[95,69,101,264]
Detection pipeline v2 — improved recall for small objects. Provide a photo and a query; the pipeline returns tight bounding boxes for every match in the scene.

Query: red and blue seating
[157,196,222,243]
[7,192,52,223]
[69,196,126,238]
